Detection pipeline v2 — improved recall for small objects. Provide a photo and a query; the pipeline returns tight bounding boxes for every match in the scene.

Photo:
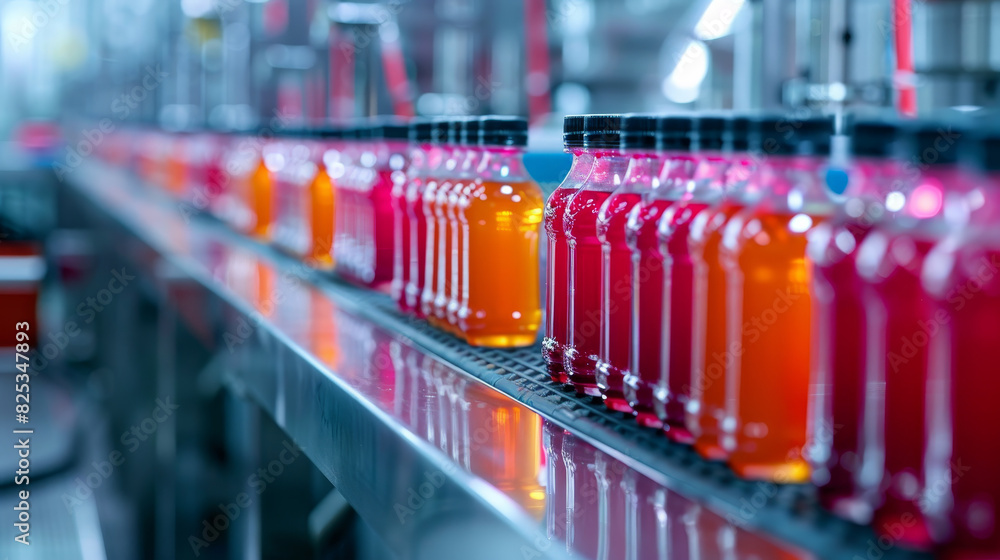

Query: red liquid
[860,230,937,548]
[565,187,613,395]
[421,175,441,319]
[543,152,594,384]
[655,199,710,443]
[925,238,1000,558]
[688,200,744,460]
[595,451,628,559]
[808,215,874,518]
[563,431,600,558]
[405,154,429,317]
[369,168,396,289]
[624,197,673,428]
[596,190,642,412]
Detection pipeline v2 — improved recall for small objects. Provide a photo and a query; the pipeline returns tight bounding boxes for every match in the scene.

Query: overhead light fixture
[693,0,745,41]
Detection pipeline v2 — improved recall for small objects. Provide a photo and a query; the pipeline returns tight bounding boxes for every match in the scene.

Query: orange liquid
[307,168,335,269]
[458,179,544,347]
[722,210,816,482]
[248,159,273,239]
[688,200,744,461]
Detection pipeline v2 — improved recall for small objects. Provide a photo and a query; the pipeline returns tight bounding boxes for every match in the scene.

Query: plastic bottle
[421,119,451,320]
[368,118,408,289]
[446,118,482,333]
[431,119,466,330]
[543,115,591,383]
[565,114,629,395]
[391,124,413,311]
[623,115,695,428]
[687,116,759,460]
[655,115,729,443]
[805,117,901,521]
[720,114,835,483]
[923,127,1000,558]
[595,114,655,411]
[403,120,433,316]
[856,121,966,548]
[458,117,543,346]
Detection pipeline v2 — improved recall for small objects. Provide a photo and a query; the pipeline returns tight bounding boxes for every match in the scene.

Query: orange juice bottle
[458,117,543,347]
[719,115,836,482]
[420,119,452,324]
[309,128,338,268]
[250,138,277,240]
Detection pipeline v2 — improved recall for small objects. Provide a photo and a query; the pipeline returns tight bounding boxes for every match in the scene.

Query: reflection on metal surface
[67,161,819,560]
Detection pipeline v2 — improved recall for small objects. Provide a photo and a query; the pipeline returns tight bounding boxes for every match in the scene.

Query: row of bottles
[390,116,544,347]
[543,111,1000,557]
[111,116,545,348]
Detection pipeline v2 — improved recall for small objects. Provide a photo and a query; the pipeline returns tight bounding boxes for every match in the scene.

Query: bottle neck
[654,152,698,198]
[755,154,832,213]
[563,149,595,186]
[690,152,730,200]
[587,151,630,191]
[621,151,662,192]
[476,146,529,181]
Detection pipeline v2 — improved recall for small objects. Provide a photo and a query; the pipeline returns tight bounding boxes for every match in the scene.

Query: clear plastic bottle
[720,114,836,483]
[447,118,483,334]
[367,119,408,289]
[564,114,628,396]
[655,115,730,443]
[543,115,591,383]
[623,115,695,428]
[402,120,433,316]
[421,119,451,320]
[595,114,655,411]
[432,119,466,330]
[458,117,543,346]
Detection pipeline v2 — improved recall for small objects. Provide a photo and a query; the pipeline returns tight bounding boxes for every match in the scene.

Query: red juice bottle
[421,119,450,321]
[446,118,482,334]
[623,115,695,428]
[856,122,967,548]
[687,116,759,460]
[655,115,729,443]
[562,426,600,558]
[720,114,836,482]
[404,120,433,316]
[432,120,465,329]
[805,118,902,521]
[923,128,1000,558]
[595,114,655,412]
[565,114,627,396]
[543,115,591,383]
[369,119,409,290]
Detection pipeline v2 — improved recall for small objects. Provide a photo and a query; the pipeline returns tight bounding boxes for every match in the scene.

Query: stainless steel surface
[59,161,838,559]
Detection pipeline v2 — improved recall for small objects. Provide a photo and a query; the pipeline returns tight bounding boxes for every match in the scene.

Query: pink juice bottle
[421,119,450,321]
[404,120,433,316]
[543,115,592,384]
[923,128,1000,559]
[655,115,729,443]
[856,122,967,549]
[446,118,482,335]
[370,119,409,290]
[687,116,758,461]
[806,117,902,522]
[595,114,655,412]
[391,124,413,311]
[565,114,627,396]
[623,115,695,428]
[431,120,465,329]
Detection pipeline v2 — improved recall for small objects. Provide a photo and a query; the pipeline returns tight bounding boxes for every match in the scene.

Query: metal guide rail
[63,161,931,560]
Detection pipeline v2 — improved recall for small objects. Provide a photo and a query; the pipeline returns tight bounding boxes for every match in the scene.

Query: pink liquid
[624,197,673,428]
[543,151,594,384]
[404,148,430,317]
[925,238,1000,558]
[370,168,396,289]
[860,231,937,548]
[655,199,710,443]
[391,170,412,310]
[596,189,642,412]
[564,187,613,394]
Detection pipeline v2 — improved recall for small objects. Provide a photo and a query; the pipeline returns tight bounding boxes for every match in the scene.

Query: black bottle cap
[461,117,481,146]
[564,115,585,149]
[409,119,433,143]
[314,125,345,139]
[657,115,694,151]
[583,114,622,149]
[696,115,727,152]
[729,116,751,151]
[620,114,657,150]
[848,117,901,158]
[753,114,834,156]
[479,116,528,147]
[431,118,451,144]
[371,117,409,141]
[905,121,964,166]
[355,122,373,141]
[448,119,463,144]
